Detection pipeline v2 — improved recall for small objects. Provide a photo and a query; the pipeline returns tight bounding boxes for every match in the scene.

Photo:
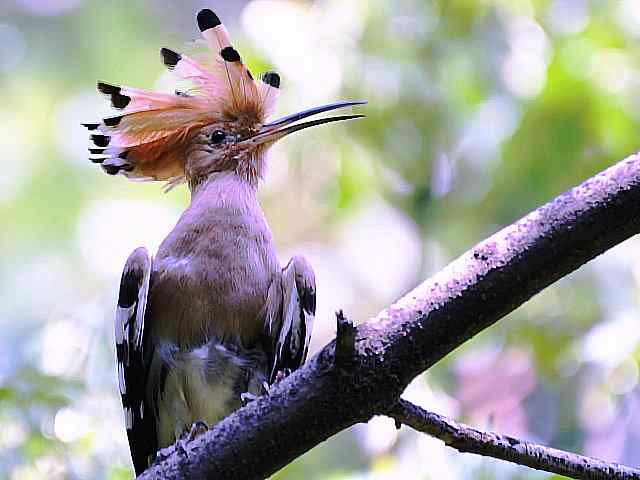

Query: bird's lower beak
[243,100,366,146]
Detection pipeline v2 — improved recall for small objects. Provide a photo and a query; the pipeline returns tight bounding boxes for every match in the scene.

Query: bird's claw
[152,445,173,464]
[274,368,292,383]
[177,440,188,458]
[187,420,209,441]
[240,392,259,407]
[240,379,273,406]
[179,420,209,447]
[175,420,209,458]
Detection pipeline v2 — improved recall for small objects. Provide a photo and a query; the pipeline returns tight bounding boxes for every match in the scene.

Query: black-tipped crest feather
[197,9,221,31]
[220,46,241,63]
[262,71,280,89]
[160,48,181,69]
[97,82,131,109]
[104,115,123,127]
[91,134,111,147]
[102,164,119,175]
[97,81,119,95]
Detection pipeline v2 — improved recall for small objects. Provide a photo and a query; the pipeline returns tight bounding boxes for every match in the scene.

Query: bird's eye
[210,130,226,144]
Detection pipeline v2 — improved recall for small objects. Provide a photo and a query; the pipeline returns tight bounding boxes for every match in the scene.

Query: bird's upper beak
[243,100,367,146]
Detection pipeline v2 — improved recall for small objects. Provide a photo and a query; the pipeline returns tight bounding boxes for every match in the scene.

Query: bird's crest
[82,9,280,190]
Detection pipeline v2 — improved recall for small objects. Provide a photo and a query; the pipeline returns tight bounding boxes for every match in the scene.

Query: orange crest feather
[83,8,280,188]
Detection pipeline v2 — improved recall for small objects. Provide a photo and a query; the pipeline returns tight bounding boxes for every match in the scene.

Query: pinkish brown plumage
[83,7,365,475]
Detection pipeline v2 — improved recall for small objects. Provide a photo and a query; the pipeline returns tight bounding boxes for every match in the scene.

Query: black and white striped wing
[268,255,316,382]
[115,247,156,475]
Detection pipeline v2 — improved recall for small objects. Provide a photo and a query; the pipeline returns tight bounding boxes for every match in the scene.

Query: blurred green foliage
[2,0,640,479]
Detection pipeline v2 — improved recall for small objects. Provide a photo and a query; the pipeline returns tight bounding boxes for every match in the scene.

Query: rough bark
[139,153,640,479]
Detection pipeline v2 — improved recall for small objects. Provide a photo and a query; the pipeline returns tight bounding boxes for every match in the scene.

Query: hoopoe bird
[82,8,365,476]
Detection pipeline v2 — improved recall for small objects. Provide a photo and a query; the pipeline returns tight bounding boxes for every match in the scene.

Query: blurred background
[2,0,640,478]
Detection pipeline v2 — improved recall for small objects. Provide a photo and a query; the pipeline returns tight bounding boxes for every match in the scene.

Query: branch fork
[139,153,640,480]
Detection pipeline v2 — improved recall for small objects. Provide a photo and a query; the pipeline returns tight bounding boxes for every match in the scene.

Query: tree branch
[389,398,640,480]
[139,153,640,480]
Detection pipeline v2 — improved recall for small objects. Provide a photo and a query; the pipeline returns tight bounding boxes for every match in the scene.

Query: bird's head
[83,8,365,191]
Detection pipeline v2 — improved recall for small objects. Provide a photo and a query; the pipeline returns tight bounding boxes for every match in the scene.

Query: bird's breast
[147,175,280,347]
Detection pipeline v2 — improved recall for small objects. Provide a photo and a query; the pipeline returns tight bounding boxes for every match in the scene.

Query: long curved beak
[243,100,366,146]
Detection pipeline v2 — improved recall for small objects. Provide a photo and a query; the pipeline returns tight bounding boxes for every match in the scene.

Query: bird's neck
[188,171,258,209]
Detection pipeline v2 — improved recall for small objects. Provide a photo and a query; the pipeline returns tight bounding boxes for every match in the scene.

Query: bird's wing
[114,247,157,475]
[267,255,316,382]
